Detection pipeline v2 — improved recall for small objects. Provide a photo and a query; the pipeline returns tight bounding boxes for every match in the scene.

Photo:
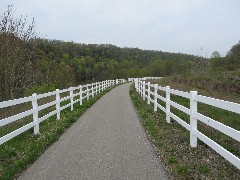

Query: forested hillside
[0,5,201,101]
[0,5,239,102]
[34,39,198,81]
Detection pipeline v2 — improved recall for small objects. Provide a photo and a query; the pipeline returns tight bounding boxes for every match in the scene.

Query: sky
[1,0,240,57]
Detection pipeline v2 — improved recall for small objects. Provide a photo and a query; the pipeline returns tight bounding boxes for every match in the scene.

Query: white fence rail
[0,79,126,145]
[128,77,162,82]
[135,79,240,169]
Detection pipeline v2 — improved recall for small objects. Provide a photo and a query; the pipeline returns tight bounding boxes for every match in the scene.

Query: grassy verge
[158,74,240,103]
[129,84,240,179]
[0,86,116,180]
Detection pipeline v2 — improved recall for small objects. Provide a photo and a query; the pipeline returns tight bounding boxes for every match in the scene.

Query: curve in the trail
[18,83,169,180]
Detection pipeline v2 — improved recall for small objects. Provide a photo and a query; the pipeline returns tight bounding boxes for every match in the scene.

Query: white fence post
[98,82,100,92]
[79,85,82,105]
[98,82,100,93]
[95,83,97,95]
[140,81,143,97]
[99,82,101,92]
[139,81,141,95]
[147,82,150,104]
[96,82,99,94]
[190,91,198,147]
[32,93,39,134]
[135,79,138,92]
[154,84,158,112]
[56,89,60,120]
[143,81,146,100]
[70,87,73,111]
[166,86,171,123]
[87,86,90,100]
[138,79,140,93]
[92,83,94,97]
[138,80,140,93]
[140,81,142,97]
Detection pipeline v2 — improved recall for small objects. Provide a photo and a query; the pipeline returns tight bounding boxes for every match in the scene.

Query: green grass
[129,84,240,179]
[168,156,177,164]
[174,165,189,176]
[196,164,210,174]
[0,86,116,180]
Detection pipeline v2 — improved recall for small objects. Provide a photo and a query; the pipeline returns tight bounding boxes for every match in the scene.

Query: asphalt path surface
[18,83,169,180]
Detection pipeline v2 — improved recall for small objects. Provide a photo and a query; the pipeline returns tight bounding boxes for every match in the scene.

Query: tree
[227,41,240,65]
[0,5,38,100]
[211,51,221,58]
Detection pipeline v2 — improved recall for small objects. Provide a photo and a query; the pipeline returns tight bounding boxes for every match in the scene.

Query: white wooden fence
[128,77,162,82]
[135,78,240,169]
[0,79,126,145]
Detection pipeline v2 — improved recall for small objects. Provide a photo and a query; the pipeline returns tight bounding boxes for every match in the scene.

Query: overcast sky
[1,0,240,57]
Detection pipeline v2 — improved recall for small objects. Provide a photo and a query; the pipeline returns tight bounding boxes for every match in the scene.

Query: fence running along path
[17,82,169,180]
[0,79,126,145]
[134,78,240,169]
[1,76,240,170]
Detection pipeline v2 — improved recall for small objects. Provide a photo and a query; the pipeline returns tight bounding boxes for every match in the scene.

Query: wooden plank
[37,91,56,99]
[169,89,190,99]
[73,99,80,104]
[38,101,56,111]
[156,103,166,113]
[156,94,166,102]
[170,101,191,115]
[195,130,240,169]
[60,103,71,111]
[0,122,34,145]
[0,96,33,108]
[149,91,154,96]
[39,110,57,123]
[157,86,166,91]
[59,88,70,93]
[196,95,240,114]
[196,113,240,142]
[149,98,154,104]
[0,109,33,127]
[60,96,70,102]
[170,112,190,131]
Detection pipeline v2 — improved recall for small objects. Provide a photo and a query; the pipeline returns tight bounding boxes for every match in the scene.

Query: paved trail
[18,83,169,180]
